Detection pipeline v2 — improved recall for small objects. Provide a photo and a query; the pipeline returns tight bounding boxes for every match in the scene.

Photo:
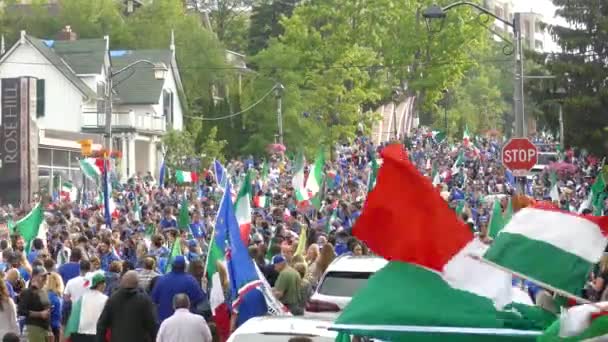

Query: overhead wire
[186,84,279,121]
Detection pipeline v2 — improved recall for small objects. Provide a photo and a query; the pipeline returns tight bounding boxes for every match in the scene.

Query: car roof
[232,316,337,337]
[325,255,388,273]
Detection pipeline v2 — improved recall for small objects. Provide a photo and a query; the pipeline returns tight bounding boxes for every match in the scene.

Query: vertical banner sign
[0,79,21,205]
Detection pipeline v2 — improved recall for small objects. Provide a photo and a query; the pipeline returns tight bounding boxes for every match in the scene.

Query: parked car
[227,316,337,342]
[305,255,388,320]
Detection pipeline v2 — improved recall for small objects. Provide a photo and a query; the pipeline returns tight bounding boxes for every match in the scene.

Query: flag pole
[473,255,596,307]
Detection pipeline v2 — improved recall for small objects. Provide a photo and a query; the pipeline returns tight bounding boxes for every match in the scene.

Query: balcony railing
[82,110,166,132]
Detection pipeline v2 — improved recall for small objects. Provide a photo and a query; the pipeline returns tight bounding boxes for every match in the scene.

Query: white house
[0,27,185,194]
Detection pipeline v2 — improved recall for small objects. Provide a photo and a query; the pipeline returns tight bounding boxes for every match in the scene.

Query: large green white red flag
[292,152,308,201]
[333,144,552,341]
[484,207,608,296]
[234,171,252,244]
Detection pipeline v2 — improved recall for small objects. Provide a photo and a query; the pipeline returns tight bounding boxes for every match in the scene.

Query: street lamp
[104,60,169,150]
[442,89,449,136]
[423,5,447,33]
[423,2,526,138]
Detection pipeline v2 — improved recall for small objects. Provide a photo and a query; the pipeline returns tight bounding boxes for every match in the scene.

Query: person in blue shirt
[151,256,206,322]
[58,247,83,285]
[185,240,201,262]
[188,212,206,239]
[27,238,45,264]
[160,208,177,231]
[46,272,63,342]
[98,238,120,272]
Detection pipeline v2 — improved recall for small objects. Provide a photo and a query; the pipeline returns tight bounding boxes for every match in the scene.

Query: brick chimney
[56,26,78,41]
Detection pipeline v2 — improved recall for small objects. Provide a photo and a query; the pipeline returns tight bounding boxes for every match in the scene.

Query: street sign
[502,138,538,176]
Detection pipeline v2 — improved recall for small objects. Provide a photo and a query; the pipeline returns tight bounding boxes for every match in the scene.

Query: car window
[318,271,372,297]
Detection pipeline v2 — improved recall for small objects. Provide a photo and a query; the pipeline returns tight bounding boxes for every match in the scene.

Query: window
[36,79,45,118]
[53,150,69,168]
[163,90,174,127]
[39,148,52,166]
[317,271,373,297]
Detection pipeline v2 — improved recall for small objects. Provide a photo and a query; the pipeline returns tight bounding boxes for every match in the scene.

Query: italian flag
[64,291,108,339]
[206,234,230,342]
[175,170,198,184]
[305,148,325,197]
[60,182,78,202]
[79,158,103,182]
[253,194,268,209]
[431,162,440,186]
[334,144,553,340]
[484,207,608,295]
[463,124,471,147]
[367,155,379,193]
[292,152,308,202]
[451,150,464,175]
[234,172,252,245]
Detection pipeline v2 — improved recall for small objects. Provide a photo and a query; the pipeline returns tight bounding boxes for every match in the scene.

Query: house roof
[51,38,107,75]
[111,49,176,105]
[25,36,96,99]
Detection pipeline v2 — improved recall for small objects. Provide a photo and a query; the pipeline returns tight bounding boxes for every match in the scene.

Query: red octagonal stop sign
[502,138,538,176]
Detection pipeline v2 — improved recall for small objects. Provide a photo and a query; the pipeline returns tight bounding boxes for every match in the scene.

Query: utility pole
[104,75,113,151]
[275,84,284,145]
[513,13,525,138]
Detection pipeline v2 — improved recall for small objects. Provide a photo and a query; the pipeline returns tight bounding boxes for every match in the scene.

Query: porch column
[148,136,158,178]
[120,134,128,182]
[127,133,136,178]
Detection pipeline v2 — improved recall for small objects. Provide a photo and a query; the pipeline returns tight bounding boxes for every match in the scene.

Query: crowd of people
[0,128,604,342]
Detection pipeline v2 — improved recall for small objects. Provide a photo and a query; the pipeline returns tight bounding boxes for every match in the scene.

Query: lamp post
[423,2,526,138]
[104,60,168,150]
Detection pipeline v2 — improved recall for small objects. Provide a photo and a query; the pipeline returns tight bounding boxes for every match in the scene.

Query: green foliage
[162,124,227,169]
[240,0,488,153]
[247,0,300,56]
[537,0,608,155]
[435,41,511,137]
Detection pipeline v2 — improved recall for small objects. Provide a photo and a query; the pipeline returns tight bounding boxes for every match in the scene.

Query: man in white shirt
[156,293,212,342]
[64,260,91,303]
[65,273,108,342]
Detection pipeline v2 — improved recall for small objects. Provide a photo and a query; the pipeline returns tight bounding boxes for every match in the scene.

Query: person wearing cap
[151,255,206,322]
[17,265,51,342]
[185,240,200,262]
[271,255,303,315]
[64,273,107,342]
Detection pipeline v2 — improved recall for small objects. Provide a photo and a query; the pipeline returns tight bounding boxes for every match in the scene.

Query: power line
[186,84,279,121]
[0,58,515,71]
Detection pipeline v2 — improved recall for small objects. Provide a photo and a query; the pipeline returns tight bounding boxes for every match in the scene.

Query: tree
[202,0,256,51]
[237,0,488,154]
[539,0,608,155]
[247,0,300,56]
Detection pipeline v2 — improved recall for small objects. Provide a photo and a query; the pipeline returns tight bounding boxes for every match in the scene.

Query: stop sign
[502,138,538,176]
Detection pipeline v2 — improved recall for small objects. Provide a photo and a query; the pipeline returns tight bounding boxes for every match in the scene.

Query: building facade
[484,0,549,53]
[0,27,185,197]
